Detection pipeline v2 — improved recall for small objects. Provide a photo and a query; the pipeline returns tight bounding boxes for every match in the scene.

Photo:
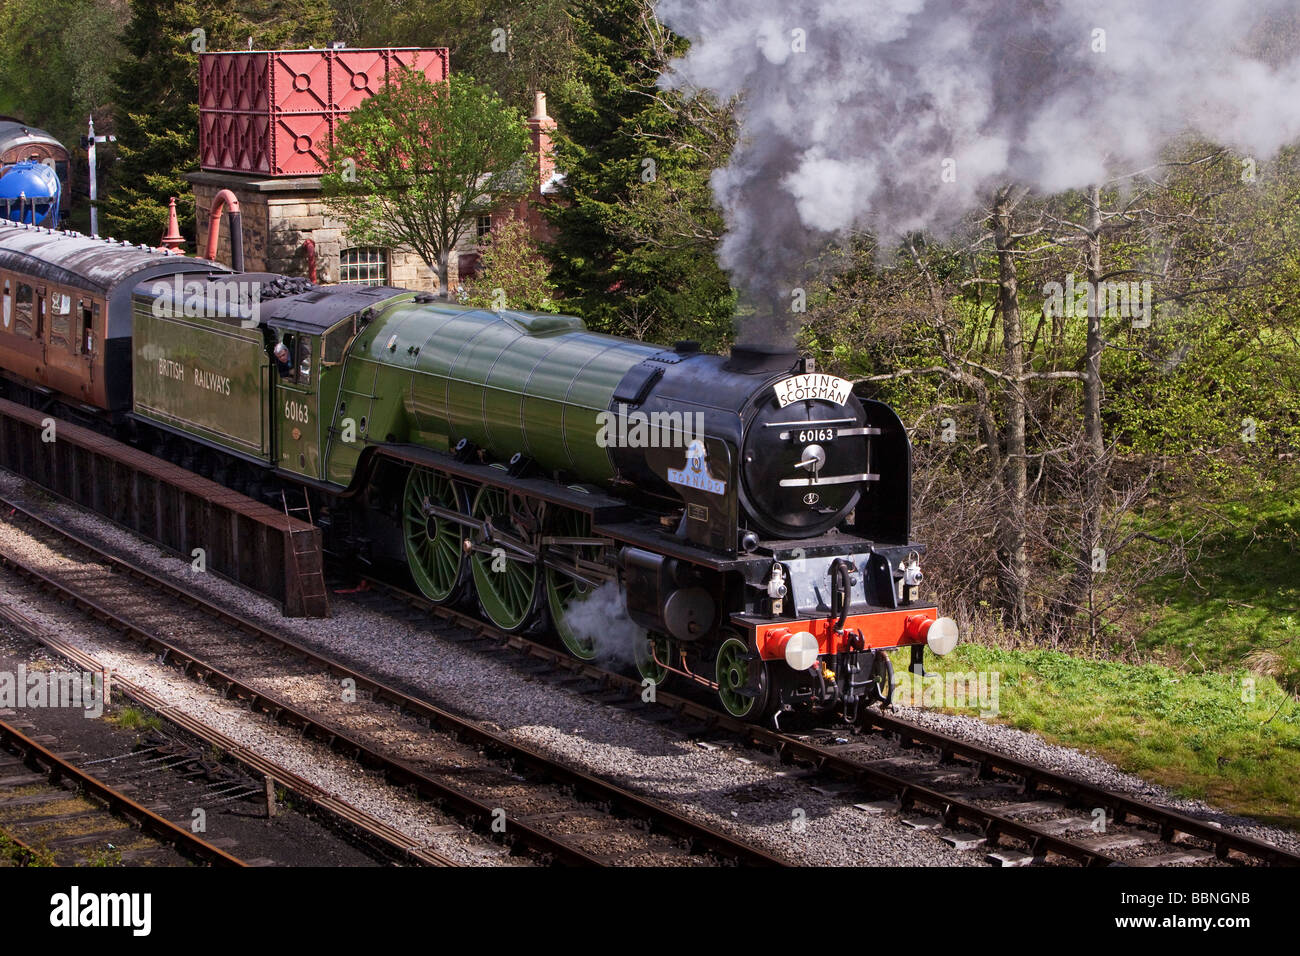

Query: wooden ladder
[280,490,330,617]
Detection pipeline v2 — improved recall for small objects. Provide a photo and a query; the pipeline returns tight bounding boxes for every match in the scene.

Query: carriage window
[86,302,99,354]
[36,288,45,338]
[14,283,32,337]
[2,279,10,330]
[50,290,71,349]
[322,317,356,365]
[78,300,93,354]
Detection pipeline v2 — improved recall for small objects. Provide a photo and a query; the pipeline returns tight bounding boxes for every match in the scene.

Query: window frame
[339,247,389,286]
[14,282,33,338]
[322,316,357,367]
[50,286,71,350]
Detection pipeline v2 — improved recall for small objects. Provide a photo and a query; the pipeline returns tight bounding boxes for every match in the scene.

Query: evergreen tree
[546,0,735,347]
[103,0,333,245]
[335,0,581,110]
[0,0,127,144]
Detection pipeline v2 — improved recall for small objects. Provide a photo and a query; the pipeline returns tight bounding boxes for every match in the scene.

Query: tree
[322,71,531,295]
[545,0,735,346]
[333,0,581,110]
[805,142,1300,646]
[462,213,561,312]
[0,0,128,144]
[103,0,333,244]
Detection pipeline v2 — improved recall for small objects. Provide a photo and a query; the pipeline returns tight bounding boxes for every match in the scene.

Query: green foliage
[85,844,124,867]
[462,213,561,312]
[545,0,735,347]
[103,0,334,244]
[322,70,530,292]
[890,642,1300,825]
[0,0,127,143]
[110,705,163,733]
[0,830,53,867]
[1139,484,1300,694]
[334,0,582,110]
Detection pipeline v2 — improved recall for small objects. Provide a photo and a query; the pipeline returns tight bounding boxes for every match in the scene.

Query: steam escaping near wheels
[558,579,645,667]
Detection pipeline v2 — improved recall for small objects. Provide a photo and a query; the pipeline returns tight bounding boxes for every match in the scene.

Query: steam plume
[656,0,1300,342]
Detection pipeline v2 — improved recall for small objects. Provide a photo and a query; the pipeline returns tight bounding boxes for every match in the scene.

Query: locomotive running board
[370,445,769,573]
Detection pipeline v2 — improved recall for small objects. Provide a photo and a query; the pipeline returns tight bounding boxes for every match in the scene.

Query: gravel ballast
[1,469,1293,864]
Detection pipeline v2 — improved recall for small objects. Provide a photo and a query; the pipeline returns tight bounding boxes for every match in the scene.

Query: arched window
[340,247,388,286]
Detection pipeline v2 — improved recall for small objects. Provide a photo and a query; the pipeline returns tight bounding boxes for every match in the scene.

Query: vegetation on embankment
[889,482,1300,829]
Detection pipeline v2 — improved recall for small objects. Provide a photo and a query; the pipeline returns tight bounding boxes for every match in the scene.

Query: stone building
[188,48,560,293]
[190,170,445,288]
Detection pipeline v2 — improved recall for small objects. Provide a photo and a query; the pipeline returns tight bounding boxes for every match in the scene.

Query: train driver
[273,341,293,377]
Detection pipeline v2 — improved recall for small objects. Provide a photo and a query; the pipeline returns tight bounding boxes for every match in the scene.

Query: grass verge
[888,643,1300,829]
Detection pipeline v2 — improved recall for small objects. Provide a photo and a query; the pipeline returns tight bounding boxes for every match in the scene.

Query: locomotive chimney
[723,343,799,374]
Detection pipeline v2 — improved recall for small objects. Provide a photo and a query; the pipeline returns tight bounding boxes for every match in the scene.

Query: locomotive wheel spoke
[545,509,601,660]
[716,636,769,720]
[403,468,466,604]
[634,633,674,687]
[471,486,539,632]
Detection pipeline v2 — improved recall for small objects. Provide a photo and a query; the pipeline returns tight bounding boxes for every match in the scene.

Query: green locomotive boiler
[0,223,957,723]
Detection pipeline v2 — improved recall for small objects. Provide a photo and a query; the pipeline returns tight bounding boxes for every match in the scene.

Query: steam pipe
[204,188,244,272]
[302,237,317,283]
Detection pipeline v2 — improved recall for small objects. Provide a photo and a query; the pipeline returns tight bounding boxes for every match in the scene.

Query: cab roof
[132,271,410,334]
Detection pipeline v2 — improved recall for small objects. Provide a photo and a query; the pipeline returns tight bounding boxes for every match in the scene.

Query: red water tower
[198,47,450,177]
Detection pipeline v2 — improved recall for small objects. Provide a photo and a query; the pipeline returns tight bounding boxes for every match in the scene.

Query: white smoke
[560,580,645,666]
[656,0,1300,340]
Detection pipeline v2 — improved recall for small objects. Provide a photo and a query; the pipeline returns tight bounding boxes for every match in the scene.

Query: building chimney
[528,91,557,193]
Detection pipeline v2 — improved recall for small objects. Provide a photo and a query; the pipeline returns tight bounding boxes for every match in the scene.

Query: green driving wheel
[716,636,769,720]
[470,485,539,632]
[634,633,675,687]
[545,509,601,659]
[403,468,466,604]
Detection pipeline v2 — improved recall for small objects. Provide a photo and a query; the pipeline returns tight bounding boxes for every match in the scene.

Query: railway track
[345,575,1300,868]
[0,493,788,867]
[0,716,245,867]
[0,602,457,868]
[5,479,1295,868]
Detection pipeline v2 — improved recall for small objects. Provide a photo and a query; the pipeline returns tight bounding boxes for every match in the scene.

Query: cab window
[322,317,356,366]
[275,332,313,386]
[296,335,313,385]
[14,283,32,337]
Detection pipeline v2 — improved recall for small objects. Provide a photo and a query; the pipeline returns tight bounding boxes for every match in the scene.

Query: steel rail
[0,602,458,868]
[0,717,247,867]
[857,709,1300,866]
[0,495,788,867]
[358,576,1300,867]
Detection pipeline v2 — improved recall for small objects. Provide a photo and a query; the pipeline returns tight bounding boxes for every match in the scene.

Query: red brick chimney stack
[528,91,556,192]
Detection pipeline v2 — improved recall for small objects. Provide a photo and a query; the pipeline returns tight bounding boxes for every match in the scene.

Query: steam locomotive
[0,220,958,723]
